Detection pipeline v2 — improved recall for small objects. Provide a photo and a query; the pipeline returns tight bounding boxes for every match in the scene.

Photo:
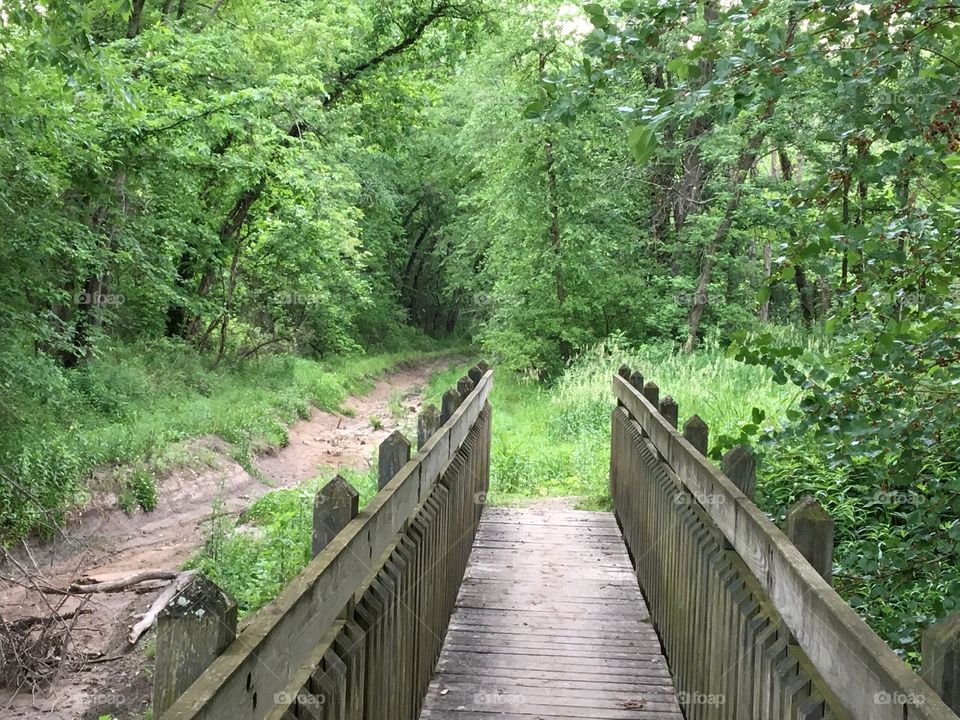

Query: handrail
[162,369,494,720]
[614,374,958,720]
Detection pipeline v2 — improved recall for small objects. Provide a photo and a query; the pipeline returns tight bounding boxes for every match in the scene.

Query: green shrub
[188,467,378,616]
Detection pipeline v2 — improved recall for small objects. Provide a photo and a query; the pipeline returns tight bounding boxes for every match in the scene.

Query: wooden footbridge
[154,364,960,720]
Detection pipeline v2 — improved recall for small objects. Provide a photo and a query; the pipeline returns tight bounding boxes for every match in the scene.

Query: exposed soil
[0,357,459,720]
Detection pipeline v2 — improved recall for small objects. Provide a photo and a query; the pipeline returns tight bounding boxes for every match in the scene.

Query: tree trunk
[683,117,773,352]
[127,0,147,38]
[759,241,772,322]
[544,137,565,304]
[841,141,850,292]
[211,239,243,369]
[539,51,565,305]
[794,263,815,325]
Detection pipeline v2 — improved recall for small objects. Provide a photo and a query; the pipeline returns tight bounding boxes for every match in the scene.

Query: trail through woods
[0,357,457,720]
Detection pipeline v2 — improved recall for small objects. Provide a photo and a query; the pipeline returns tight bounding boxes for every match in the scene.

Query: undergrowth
[0,337,444,544]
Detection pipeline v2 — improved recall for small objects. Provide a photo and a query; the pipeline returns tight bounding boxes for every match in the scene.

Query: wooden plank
[614,375,958,720]
[418,508,682,720]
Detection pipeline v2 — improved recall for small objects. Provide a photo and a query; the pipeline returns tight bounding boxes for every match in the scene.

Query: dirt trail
[0,356,458,720]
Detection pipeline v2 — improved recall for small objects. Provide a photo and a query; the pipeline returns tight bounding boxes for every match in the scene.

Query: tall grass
[425,339,796,509]
[552,339,798,445]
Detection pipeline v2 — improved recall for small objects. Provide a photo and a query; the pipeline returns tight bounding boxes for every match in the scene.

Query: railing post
[313,475,360,557]
[786,495,834,585]
[720,445,756,550]
[477,359,490,374]
[722,445,757,499]
[417,403,440,450]
[441,387,461,423]
[642,380,659,408]
[616,365,631,408]
[922,613,960,713]
[153,575,237,719]
[629,370,644,391]
[468,365,483,385]
[457,375,475,398]
[682,414,708,456]
[378,430,411,490]
[659,396,678,428]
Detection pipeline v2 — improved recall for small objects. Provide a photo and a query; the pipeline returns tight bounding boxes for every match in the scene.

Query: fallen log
[128,570,198,646]
[70,570,178,593]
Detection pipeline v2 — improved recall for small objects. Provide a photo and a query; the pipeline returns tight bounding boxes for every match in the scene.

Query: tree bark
[794,263,815,325]
[539,51,565,305]
[127,0,147,38]
[683,106,778,352]
[841,141,850,292]
[760,240,772,322]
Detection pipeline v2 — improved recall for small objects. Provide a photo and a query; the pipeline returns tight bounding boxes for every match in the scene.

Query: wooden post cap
[683,414,709,456]
[786,495,834,585]
[722,445,757,500]
[441,387,461,423]
[377,430,411,490]
[659,396,678,428]
[417,404,440,449]
[642,381,660,408]
[313,475,360,557]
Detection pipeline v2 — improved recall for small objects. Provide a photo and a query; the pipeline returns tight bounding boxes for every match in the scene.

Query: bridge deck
[419,507,683,720]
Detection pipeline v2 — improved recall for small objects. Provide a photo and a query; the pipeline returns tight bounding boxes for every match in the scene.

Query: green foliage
[189,483,317,615]
[189,466,378,615]
[0,341,443,543]
[3,0,960,677]
[433,341,791,508]
[118,468,158,514]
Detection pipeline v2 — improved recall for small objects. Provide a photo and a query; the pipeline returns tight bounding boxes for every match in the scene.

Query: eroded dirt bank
[0,356,458,719]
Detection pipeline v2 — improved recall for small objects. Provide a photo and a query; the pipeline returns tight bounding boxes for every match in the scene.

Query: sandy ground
[0,356,459,719]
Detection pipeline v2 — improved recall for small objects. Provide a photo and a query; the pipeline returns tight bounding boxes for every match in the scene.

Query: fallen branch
[128,570,198,646]
[70,570,178,593]
[80,653,125,665]
[6,609,92,632]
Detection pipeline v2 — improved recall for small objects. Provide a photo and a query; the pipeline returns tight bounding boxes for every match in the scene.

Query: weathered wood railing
[157,364,493,720]
[611,368,960,720]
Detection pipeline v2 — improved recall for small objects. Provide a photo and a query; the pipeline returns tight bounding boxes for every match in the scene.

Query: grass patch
[183,355,467,616]
[186,464,382,617]
[0,338,448,544]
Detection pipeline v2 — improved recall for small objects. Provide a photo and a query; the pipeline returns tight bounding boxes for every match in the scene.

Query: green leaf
[627,125,657,164]
[665,57,689,80]
[523,100,545,119]
[583,3,609,28]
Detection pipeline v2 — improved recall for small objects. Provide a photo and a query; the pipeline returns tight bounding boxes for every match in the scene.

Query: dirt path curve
[0,356,460,720]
